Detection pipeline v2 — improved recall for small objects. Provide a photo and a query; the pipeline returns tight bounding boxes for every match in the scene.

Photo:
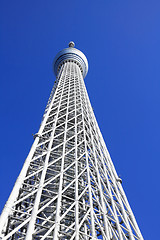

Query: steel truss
[0,47,143,239]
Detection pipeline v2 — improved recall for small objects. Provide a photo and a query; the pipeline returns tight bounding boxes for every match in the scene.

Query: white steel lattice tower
[0,42,143,240]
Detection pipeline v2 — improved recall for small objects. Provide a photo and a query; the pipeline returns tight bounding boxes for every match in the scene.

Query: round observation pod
[53,42,88,78]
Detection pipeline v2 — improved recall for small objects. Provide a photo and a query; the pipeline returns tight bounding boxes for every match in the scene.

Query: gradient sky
[1,1,160,239]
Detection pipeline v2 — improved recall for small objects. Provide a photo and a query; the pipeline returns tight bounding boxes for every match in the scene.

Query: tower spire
[68,41,75,48]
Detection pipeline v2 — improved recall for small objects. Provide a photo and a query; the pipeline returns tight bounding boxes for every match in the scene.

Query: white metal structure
[0,42,143,240]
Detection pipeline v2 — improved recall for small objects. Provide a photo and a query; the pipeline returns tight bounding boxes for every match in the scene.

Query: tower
[0,42,143,240]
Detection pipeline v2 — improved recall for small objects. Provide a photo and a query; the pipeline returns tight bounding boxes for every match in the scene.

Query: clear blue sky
[1,1,160,239]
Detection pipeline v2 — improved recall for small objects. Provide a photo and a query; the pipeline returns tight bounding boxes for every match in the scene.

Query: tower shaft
[0,44,143,240]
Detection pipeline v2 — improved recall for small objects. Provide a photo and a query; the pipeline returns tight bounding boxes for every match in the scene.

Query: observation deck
[53,41,88,78]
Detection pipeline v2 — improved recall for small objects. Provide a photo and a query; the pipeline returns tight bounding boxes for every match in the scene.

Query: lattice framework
[0,51,143,240]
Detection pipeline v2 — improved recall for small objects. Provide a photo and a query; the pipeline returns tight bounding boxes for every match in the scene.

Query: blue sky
[1,1,160,239]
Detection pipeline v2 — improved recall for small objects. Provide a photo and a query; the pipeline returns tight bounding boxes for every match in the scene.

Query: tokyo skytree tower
[0,42,143,240]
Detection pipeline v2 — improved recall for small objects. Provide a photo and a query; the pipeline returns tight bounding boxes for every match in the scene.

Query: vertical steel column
[74,63,79,240]
[53,62,71,240]
[79,70,96,238]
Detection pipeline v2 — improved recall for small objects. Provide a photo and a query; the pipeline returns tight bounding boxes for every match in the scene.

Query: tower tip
[69,41,75,48]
